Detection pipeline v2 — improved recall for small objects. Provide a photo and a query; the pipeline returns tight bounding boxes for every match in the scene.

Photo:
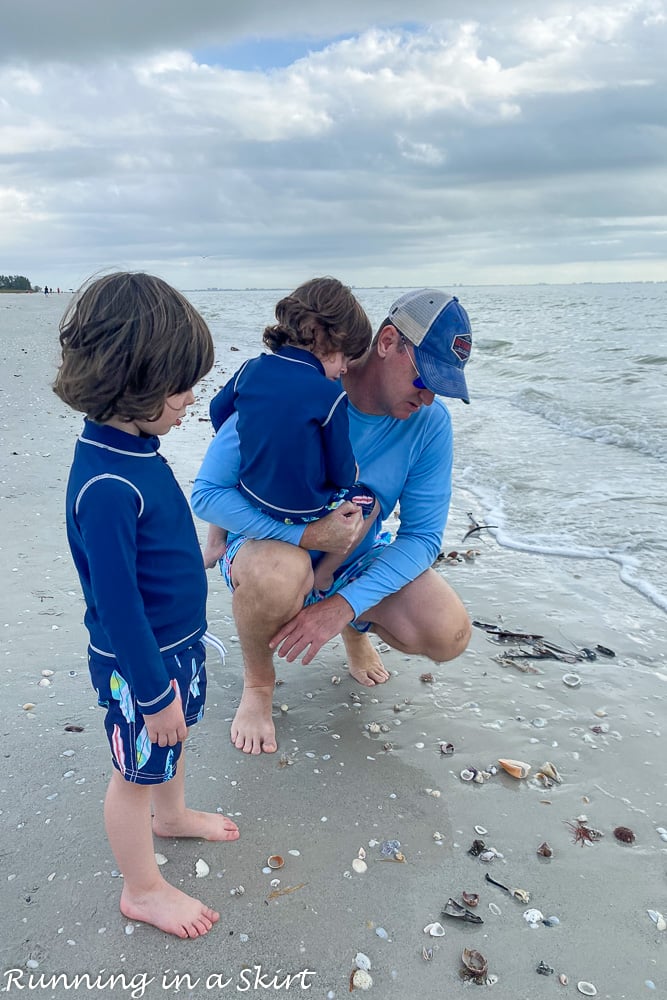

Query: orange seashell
[498,758,531,779]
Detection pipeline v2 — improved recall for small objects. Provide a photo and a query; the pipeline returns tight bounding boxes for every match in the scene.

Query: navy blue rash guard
[210,346,357,519]
[65,419,208,715]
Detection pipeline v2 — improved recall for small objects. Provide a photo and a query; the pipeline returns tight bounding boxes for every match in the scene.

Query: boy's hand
[203,524,228,569]
[145,699,188,747]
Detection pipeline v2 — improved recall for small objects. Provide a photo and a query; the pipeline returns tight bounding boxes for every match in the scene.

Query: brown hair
[53,272,214,422]
[262,277,371,361]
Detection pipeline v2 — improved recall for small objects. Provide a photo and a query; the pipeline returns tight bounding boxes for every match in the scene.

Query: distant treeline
[0,274,34,291]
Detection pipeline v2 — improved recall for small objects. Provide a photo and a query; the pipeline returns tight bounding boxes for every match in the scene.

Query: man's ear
[376,323,399,358]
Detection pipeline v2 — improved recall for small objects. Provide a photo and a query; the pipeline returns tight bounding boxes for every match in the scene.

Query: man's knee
[427,613,471,662]
[233,542,312,602]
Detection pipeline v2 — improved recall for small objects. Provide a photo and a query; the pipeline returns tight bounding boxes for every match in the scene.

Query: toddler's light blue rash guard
[210,346,357,518]
[66,420,208,714]
[192,398,453,620]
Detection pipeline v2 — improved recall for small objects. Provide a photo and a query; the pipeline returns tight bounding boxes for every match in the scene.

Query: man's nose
[418,388,436,406]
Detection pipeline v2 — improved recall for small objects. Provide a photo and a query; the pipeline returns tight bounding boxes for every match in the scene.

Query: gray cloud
[1,1,666,289]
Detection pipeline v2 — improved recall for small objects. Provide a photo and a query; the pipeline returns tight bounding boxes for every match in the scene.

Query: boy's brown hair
[53,272,214,422]
[263,277,371,361]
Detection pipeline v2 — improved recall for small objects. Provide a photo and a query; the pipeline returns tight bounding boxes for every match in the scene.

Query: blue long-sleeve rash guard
[210,346,357,519]
[192,397,453,621]
[66,420,208,714]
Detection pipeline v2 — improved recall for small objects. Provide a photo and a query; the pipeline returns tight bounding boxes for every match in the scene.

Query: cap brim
[415,348,470,403]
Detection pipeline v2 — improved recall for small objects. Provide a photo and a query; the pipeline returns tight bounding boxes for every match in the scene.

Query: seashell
[351,969,373,990]
[331,675,341,685]
[461,891,480,908]
[380,839,401,857]
[537,841,553,857]
[420,672,434,683]
[37,678,51,687]
[474,825,488,835]
[352,858,368,874]
[488,902,502,915]
[422,946,433,961]
[64,723,84,732]
[461,948,488,979]
[423,921,446,937]
[433,831,443,841]
[22,703,36,711]
[523,908,544,926]
[559,974,569,985]
[460,768,477,782]
[270,878,280,888]
[194,859,209,878]
[647,910,666,931]
[358,847,366,860]
[537,961,554,976]
[511,888,531,904]
[439,741,455,755]
[543,916,560,927]
[613,826,635,844]
[562,673,581,688]
[539,762,562,784]
[577,983,598,997]
[367,722,381,734]
[442,898,483,924]
[498,758,531,779]
[473,771,485,784]
[479,849,501,863]
[531,717,548,728]
[41,669,55,677]
[154,852,168,866]
[267,855,284,869]
[230,884,245,896]
[279,704,288,712]
[468,839,486,856]
[354,953,371,971]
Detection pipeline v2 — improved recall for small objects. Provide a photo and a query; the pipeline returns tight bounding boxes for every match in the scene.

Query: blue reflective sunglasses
[399,333,427,389]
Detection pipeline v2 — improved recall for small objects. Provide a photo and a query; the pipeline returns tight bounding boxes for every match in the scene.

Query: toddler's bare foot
[120,878,219,939]
[153,809,239,841]
[343,628,390,686]
[231,685,277,754]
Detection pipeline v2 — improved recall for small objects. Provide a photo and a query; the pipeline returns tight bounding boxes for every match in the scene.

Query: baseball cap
[388,288,472,403]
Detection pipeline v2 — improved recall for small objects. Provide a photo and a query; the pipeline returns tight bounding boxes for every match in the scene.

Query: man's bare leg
[355,568,471,665]
[342,626,390,686]
[230,539,313,754]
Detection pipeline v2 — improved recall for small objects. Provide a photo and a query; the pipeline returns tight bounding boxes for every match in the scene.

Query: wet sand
[1,303,667,999]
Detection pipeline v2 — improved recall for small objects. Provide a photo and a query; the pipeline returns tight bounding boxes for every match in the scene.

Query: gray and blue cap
[388,288,472,403]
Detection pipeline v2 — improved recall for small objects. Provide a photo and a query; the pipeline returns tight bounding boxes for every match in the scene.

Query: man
[192,288,473,755]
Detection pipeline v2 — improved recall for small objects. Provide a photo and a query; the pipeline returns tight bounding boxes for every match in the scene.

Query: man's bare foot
[153,809,239,841]
[120,878,219,939]
[230,685,277,754]
[343,628,390,687]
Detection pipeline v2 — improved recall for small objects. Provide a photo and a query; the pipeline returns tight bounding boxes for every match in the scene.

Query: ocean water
[3,280,665,622]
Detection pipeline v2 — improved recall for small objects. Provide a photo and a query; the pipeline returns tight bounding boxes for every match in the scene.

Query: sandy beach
[1,293,666,1000]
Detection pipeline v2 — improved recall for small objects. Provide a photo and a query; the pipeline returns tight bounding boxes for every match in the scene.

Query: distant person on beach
[202,277,379,593]
[53,272,239,938]
[193,287,473,755]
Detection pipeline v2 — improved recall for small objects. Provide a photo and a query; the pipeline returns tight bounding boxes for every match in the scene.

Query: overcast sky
[2,0,666,290]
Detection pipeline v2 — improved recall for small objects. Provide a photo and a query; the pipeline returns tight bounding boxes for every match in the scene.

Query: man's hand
[269,594,355,664]
[144,698,188,747]
[300,502,364,555]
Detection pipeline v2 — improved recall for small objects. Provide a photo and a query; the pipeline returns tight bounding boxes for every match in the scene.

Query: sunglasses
[399,333,427,390]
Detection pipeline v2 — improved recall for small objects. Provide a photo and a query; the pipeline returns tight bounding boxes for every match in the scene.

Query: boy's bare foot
[230,685,277,754]
[120,878,219,939]
[152,809,239,841]
[344,629,390,686]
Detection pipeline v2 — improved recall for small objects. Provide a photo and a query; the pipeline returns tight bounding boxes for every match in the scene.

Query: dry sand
[1,295,666,1000]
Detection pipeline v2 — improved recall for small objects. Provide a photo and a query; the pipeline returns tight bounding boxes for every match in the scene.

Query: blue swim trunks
[89,640,208,785]
[258,482,377,525]
[222,530,392,633]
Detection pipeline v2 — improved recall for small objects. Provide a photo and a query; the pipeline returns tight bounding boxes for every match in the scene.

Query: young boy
[53,272,239,939]
[203,277,378,592]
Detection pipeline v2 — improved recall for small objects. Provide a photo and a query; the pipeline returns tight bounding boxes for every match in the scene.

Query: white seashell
[375,927,388,939]
[279,704,288,712]
[38,678,51,687]
[423,922,446,937]
[460,768,476,782]
[41,669,55,677]
[474,825,488,835]
[125,923,134,935]
[358,847,366,860]
[352,858,368,874]
[154,853,168,866]
[488,903,502,916]
[523,908,544,926]
[433,831,443,841]
[647,910,666,931]
[270,879,280,888]
[351,969,373,990]
[22,703,35,711]
[354,953,371,971]
[562,673,581,688]
[195,859,209,878]
[577,983,597,997]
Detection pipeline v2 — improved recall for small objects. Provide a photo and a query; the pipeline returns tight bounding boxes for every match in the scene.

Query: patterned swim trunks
[221,530,392,632]
[89,640,208,785]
